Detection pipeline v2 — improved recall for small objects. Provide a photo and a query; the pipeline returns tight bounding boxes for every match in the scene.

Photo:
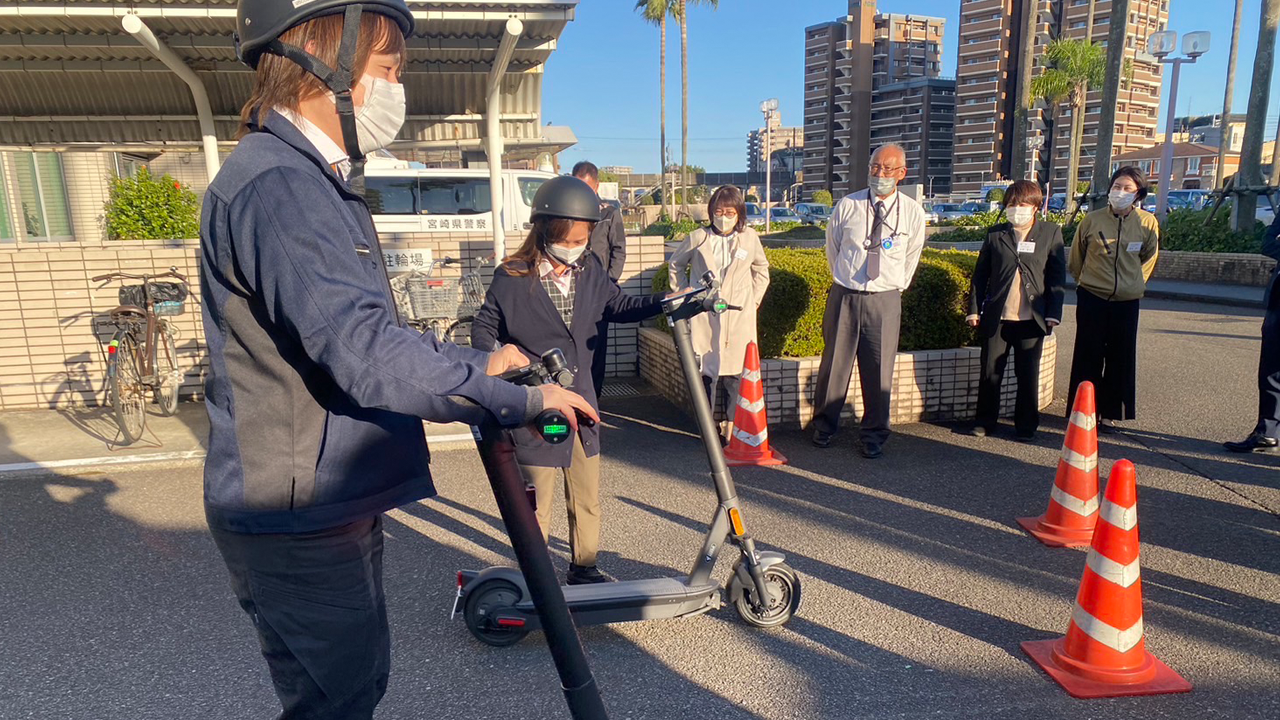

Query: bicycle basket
[458,274,486,315]
[118,281,188,307]
[404,276,461,320]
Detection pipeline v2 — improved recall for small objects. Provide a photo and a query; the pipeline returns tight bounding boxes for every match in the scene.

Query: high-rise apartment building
[747,112,804,173]
[804,2,951,200]
[952,0,1170,199]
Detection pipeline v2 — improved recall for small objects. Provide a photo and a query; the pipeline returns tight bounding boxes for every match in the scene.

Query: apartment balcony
[956,103,999,119]
[966,18,1004,34]
[960,80,1001,96]
[959,59,1002,77]
[958,39,1003,58]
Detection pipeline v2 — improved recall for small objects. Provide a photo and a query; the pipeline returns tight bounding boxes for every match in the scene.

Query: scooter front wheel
[464,579,529,647]
[734,563,801,628]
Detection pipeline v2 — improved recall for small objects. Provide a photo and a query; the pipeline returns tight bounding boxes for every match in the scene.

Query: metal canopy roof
[0,0,577,149]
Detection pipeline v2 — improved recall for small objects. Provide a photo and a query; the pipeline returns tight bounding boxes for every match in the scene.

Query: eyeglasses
[869,164,905,174]
[713,209,738,217]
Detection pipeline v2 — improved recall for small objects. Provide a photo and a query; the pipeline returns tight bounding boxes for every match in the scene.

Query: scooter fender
[728,552,787,605]
[453,566,531,619]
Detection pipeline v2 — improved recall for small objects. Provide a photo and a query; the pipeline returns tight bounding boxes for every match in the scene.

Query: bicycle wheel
[443,319,470,346]
[152,321,181,416]
[108,331,147,445]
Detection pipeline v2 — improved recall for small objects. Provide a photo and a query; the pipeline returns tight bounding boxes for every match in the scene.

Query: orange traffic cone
[1017,381,1100,547]
[723,341,787,467]
[1022,460,1192,698]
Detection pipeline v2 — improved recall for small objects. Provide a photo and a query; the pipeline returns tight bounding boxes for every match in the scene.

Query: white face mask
[351,74,406,155]
[1108,190,1137,211]
[1006,206,1036,227]
[713,215,737,233]
[869,174,898,197]
[546,243,586,266]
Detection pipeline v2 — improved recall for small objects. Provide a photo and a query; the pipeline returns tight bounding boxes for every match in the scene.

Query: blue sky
[542,0,1280,173]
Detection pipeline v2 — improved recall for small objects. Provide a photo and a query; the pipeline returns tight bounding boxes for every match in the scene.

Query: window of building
[1187,156,1201,174]
[0,156,13,242]
[9,152,73,242]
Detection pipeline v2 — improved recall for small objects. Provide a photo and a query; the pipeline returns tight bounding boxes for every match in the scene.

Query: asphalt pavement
[1,295,1277,719]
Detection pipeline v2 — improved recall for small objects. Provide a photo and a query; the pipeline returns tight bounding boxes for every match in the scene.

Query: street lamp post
[1027,133,1044,182]
[1149,30,1211,219]
[760,98,778,234]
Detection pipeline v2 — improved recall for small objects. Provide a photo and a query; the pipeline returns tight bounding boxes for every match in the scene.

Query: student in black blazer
[1225,212,1280,453]
[471,176,667,585]
[966,180,1067,440]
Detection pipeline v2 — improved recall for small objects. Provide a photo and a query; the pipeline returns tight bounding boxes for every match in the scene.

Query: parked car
[794,202,832,225]
[931,203,969,221]
[923,209,939,225]
[744,202,766,226]
[768,207,802,225]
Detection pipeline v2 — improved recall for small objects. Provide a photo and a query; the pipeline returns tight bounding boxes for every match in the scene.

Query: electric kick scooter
[455,271,802,648]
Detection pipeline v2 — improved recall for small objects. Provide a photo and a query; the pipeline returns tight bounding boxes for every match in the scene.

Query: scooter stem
[473,417,609,720]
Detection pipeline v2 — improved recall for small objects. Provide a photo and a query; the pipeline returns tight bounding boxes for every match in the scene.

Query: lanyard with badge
[865,196,901,250]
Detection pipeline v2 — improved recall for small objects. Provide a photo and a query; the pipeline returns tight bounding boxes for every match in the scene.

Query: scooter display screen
[538,410,571,444]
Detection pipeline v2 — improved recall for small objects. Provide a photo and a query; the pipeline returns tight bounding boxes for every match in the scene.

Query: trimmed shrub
[103,167,200,240]
[764,224,826,241]
[812,190,833,207]
[652,246,979,357]
[1160,207,1265,253]
[929,226,987,243]
[643,217,702,241]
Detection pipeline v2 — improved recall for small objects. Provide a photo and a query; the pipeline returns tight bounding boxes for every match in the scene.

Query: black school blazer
[967,220,1067,338]
[470,253,664,467]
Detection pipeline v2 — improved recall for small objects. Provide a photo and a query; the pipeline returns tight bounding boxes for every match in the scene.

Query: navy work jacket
[471,255,663,467]
[199,111,528,533]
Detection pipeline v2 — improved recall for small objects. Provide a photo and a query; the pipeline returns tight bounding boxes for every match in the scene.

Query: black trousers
[209,515,389,720]
[591,319,609,398]
[1069,288,1140,421]
[975,320,1046,434]
[811,286,902,443]
[1257,307,1280,438]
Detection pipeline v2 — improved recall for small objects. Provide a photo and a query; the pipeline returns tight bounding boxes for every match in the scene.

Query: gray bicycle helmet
[235,0,413,183]
[531,176,603,223]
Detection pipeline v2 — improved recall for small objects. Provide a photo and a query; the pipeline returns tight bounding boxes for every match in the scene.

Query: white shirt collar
[276,107,350,177]
[538,258,574,297]
[867,188,899,211]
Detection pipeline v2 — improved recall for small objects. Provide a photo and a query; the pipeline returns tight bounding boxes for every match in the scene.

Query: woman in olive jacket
[1066,166,1160,431]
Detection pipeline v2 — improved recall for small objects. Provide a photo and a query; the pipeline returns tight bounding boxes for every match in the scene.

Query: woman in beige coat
[668,185,771,437]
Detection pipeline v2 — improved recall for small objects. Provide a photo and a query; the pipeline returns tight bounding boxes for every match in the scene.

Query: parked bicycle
[91,267,189,445]
[390,255,488,344]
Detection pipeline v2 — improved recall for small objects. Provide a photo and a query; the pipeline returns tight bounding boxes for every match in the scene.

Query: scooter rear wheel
[734,563,801,628]
[464,579,529,647]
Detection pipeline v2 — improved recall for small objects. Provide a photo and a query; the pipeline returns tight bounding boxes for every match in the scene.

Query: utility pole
[1217,0,1244,190]
[1011,0,1039,182]
[1088,0,1132,210]
[1234,0,1280,232]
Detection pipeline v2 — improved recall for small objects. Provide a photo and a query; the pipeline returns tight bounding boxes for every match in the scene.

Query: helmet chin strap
[262,4,368,192]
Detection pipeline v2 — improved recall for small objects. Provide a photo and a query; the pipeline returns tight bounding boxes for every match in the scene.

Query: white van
[362,157,556,236]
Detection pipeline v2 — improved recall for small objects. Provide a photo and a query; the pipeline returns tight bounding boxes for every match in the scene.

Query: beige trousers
[519,434,601,567]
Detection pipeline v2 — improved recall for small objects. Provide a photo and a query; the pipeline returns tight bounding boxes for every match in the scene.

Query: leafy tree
[985,188,1005,204]
[1031,38,1105,214]
[671,0,719,216]
[635,0,673,221]
[812,189,833,207]
[103,167,200,240]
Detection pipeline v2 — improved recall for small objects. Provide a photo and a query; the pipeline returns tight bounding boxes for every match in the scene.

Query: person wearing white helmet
[201,2,595,716]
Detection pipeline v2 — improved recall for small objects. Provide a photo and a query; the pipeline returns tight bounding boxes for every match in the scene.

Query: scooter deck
[462,570,722,630]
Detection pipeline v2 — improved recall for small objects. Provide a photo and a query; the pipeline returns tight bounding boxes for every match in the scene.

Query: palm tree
[635,0,673,220]
[1031,38,1105,213]
[672,0,718,218]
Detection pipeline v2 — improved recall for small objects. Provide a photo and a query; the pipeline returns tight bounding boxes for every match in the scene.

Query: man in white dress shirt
[812,144,927,458]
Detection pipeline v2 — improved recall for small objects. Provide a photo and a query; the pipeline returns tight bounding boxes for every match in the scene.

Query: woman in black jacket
[966,180,1067,440]
[471,176,667,585]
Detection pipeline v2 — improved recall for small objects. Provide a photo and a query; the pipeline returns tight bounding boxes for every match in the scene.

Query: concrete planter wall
[1153,251,1275,287]
[638,326,1056,427]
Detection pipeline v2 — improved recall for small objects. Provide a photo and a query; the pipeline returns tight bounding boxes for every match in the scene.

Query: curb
[0,433,479,476]
[1142,289,1264,309]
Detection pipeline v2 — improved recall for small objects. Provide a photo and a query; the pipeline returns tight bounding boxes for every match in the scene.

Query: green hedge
[103,167,200,241]
[1161,207,1265,253]
[763,224,826,241]
[642,217,701,242]
[651,247,978,357]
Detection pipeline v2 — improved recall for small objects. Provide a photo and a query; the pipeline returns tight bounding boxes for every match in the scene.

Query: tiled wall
[0,234,669,411]
[1153,251,1275,288]
[639,327,1057,427]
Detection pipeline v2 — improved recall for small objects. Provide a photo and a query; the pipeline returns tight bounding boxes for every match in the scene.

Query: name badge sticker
[735,248,749,260]
[1017,241,1036,254]
[1126,241,1143,253]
